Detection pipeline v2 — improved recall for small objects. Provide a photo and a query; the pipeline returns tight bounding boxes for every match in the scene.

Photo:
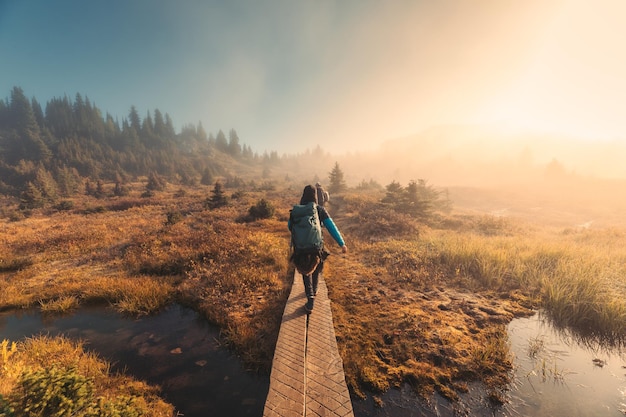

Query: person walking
[288,184,347,313]
[315,182,330,207]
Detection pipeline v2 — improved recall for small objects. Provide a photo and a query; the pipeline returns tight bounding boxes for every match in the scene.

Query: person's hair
[300,184,318,205]
[291,251,320,275]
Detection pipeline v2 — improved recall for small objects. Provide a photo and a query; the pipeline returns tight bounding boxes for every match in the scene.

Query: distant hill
[337,124,626,188]
[0,86,281,206]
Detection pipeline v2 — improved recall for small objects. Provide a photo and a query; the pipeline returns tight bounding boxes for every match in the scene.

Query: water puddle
[505,311,626,416]
[2,306,624,416]
[0,304,269,417]
[352,311,626,417]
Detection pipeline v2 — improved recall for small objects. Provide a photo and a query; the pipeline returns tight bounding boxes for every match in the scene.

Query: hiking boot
[305,297,315,313]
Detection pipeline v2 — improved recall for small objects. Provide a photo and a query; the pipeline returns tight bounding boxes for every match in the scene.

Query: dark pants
[302,259,324,299]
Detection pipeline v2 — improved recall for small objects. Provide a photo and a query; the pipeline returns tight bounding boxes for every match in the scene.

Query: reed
[111,277,174,316]
[39,295,80,313]
[418,227,626,342]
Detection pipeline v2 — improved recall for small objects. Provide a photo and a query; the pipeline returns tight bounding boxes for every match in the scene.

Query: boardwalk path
[263,271,354,417]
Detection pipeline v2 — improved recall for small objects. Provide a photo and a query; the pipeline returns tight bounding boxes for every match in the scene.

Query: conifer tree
[328,162,347,193]
[200,167,214,186]
[91,180,104,198]
[151,109,164,139]
[0,97,9,127]
[215,130,228,153]
[228,129,241,157]
[196,122,208,142]
[8,87,50,163]
[128,106,141,133]
[85,179,95,196]
[31,97,45,130]
[20,181,45,209]
[55,165,80,196]
[382,180,404,205]
[164,113,176,138]
[147,171,166,191]
[34,165,58,203]
[207,180,227,208]
[142,111,154,139]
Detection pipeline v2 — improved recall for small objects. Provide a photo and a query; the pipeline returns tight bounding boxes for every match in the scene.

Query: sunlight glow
[472,0,626,143]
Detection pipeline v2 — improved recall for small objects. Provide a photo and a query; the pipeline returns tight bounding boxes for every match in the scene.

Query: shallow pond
[1,307,624,416]
[504,311,626,416]
[0,304,269,417]
[353,311,626,417]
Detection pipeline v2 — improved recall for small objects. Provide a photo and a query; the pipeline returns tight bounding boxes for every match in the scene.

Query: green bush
[12,366,93,417]
[5,366,148,417]
[0,394,14,417]
[55,200,74,211]
[165,210,183,225]
[248,198,275,220]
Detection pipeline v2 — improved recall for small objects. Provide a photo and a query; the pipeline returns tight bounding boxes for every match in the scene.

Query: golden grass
[0,336,173,416]
[1,183,625,407]
[324,198,626,401]
[39,295,80,313]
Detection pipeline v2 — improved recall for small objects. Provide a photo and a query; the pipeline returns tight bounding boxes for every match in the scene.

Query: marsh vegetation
[3,84,626,414]
[1,173,625,415]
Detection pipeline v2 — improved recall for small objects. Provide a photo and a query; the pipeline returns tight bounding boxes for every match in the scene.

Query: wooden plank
[264,271,354,417]
[263,273,307,417]
[306,277,355,417]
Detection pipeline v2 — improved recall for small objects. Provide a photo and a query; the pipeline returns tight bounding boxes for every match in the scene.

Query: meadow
[1,179,625,414]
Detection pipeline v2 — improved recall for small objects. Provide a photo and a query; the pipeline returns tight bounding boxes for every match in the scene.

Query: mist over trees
[0,86,264,206]
[6,86,619,226]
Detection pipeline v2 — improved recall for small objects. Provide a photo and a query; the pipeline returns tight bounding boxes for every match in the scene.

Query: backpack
[316,186,329,206]
[289,202,324,274]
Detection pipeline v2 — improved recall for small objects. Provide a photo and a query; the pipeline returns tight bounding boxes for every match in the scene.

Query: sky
[1,0,625,154]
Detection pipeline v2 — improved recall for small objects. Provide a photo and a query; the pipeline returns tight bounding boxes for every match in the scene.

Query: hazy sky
[1,0,625,154]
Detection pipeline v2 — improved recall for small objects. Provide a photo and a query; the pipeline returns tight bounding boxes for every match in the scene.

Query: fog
[292,124,626,228]
[339,125,626,186]
[5,1,626,155]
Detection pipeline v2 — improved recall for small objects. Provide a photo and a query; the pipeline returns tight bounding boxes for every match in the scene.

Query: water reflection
[505,311,626,416]
[0,304,269,417]
[352,311,626,417]
[2,306,624,416]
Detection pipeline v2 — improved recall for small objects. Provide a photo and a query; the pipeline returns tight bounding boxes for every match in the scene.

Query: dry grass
[1,182,625,408]
[0,336,173,416]
[325,195,626,402]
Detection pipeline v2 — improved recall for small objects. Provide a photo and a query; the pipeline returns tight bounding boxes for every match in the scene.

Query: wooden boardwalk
[263,271,354,417]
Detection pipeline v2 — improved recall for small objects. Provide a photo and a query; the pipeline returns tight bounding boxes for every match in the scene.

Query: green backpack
[290,202,324,254]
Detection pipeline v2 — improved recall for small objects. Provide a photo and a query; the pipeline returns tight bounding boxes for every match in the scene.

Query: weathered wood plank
[306,277,354,417]
[263,274,307,417]
[263,271,354,417]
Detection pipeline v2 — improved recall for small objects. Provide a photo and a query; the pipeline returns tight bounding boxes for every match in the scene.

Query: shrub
[12,366,94,417]
[0,257,33,273]
[0,394,13,417]
[205,181,228,209]
[6,365,151,417]
[231,190,247,200]
[146,172,166,192]
[165,210,183,226]
[55,200,74,211]
[248,199,275,220]
[348,203,419,241]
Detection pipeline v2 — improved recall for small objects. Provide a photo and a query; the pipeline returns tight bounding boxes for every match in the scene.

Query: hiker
[288,185,347,313]
[315,182,329,207]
